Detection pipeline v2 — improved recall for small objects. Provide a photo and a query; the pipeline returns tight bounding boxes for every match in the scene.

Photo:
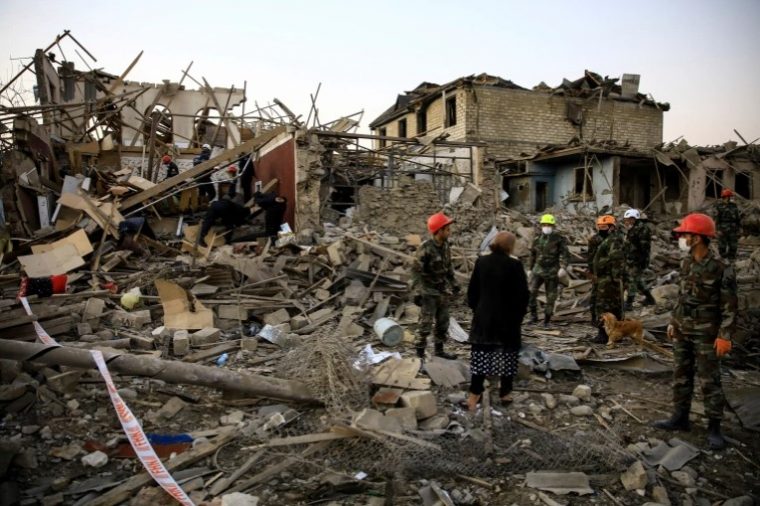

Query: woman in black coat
[465,231,529,411]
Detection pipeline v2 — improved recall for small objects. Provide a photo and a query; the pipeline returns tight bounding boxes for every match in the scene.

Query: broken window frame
[445,96,457,128]
[574,166,593,198]
[398,118,407,138]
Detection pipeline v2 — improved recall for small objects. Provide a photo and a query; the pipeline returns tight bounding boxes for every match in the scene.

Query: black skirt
[470,344,519,377]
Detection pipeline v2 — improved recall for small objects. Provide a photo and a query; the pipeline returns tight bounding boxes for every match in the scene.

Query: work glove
[714,337,732,357]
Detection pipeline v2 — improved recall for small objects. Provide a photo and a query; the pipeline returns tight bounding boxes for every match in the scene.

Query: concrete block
[263,309,290,326]
[419,414,450,431]
[110,310,151,329]
[290,315,309,330]
[81,451,108,468]
[326,241,344,266]
[173,330,190,356]
[129,336,154,350]
[385,407,418,430]
[76,323,92,336]
[190,327,221,346]
[241,338,258,352]
[218,305,250,320]
[620,460,648,491]
[352,408,402,433]
[400,391,437,419]
[83,298,105,320]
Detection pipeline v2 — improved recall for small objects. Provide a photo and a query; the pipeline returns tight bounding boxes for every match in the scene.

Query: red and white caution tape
[20,297,195,505]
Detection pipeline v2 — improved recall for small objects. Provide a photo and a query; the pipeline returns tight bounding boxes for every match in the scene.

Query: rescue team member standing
[528,214,569,327]
[412,212,459,360]
[623,208,655,309]
[714,188,741,260]
[652,213,736,450]
[591,215,626,344]
[587,218,606,324]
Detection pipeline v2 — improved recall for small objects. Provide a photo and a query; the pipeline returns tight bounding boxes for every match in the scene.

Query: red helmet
[427,212,454,234]
[721,188,733,198]
[226,165,237,174]
[162,155,172,164]
[673,213,716,238]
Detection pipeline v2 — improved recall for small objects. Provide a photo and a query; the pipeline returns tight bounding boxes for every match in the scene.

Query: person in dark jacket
[198,199,252,246]
[465,231,529,411]
[235,192,288,243]
[238,154,255,203]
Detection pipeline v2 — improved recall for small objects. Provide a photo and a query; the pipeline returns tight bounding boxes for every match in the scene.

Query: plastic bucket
[373,318,404,347]
[50,274,68,294]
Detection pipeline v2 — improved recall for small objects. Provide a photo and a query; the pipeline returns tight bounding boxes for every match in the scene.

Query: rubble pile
[1,32,758,506]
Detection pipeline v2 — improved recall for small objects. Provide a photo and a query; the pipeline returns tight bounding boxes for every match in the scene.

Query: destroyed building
[1,32,759,506]
[369,71,668,159]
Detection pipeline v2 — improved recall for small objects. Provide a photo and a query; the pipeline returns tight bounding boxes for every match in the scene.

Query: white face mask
[542,226,553,235]
[678,237,691,252]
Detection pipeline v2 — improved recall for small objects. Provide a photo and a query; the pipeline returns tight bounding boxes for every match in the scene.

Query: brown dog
[600,312,645,347]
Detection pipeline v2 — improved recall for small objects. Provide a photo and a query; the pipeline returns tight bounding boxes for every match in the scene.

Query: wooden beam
[119,126,286,210]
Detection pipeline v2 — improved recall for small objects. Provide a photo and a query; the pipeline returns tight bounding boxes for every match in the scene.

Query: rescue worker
[161,155,179,180]
[528,214,569,327]
[714,188,741,260]
[237,192,289,244]
[198,198,254,247]
[587,216,607,324]
[411,212,459,360]
[592,214,626,343]
[623,208,655,309]
[194,144,215,203]
[652,213,736,450]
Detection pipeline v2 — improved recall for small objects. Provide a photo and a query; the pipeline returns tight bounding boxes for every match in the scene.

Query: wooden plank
[119,126,285,210]
[182,342,239,363]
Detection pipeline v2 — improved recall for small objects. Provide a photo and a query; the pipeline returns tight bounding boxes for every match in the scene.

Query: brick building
[369,71,669,160]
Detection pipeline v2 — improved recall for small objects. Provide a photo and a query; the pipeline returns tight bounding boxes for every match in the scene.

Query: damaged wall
[354,180,443,235]
[256,132,297,228]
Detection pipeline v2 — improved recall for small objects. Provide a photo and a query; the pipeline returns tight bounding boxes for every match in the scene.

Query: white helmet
[624,209,641,220]
[202,143,211,151]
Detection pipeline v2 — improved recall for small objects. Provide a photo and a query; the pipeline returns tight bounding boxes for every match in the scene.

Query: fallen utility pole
[1,340,318,404]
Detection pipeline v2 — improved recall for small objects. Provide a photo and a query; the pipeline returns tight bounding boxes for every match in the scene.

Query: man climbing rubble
[411,212,459,360]
[623,208,655,309]
[653,213,737,450]
[587,216,607,324]
[160,154,179,181]
[714,188,742,260]
[591,214,626,344]
[528,213,569,328]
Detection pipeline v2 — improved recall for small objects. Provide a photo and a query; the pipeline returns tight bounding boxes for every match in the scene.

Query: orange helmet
[596,215,615,227]
[162,155,172,164]
[427,212,454,234]
[673,213,716,238]
[721,188,733,198]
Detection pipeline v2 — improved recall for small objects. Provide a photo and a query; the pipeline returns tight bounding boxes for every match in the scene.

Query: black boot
[415,346,426,359]
[530,310,538,324]
[643,290,655,306]
[543,314,551,328]
[652,407,691,431]
[593,325,608,344]
[707,419,727,450]
[624,296,634,311]
[434,343,457,360]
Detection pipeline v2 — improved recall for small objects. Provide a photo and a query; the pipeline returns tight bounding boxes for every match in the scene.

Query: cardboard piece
[372,357,431,390]
[31,229,94,257]
[58,192,123,235]
[19,244,84,277]
[155,279,214,330]
[525,472,593,496]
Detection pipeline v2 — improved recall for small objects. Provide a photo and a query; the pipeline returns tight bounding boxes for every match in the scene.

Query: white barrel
[373,318,404,346]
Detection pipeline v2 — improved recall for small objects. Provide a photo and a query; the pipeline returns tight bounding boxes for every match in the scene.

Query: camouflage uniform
[528,232,570,318]
[587,233,604,322]
[592,229,626,320]
[670,252,737,420]
[714,201,741,260]
[625,219,653,302]
[411,238,457,348]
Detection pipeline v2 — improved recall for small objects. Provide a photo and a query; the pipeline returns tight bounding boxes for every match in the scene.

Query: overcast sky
[1,0,758,146]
